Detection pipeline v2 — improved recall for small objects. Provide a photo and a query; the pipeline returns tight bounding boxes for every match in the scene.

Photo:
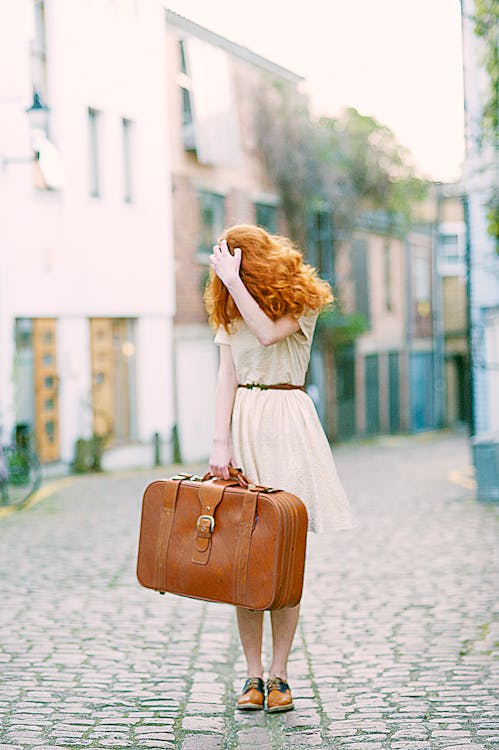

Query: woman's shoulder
[213,319,245,345]
[294,308,319,342]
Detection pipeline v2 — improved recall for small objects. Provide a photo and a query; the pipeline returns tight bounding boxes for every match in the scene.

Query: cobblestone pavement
[0,432,498,750]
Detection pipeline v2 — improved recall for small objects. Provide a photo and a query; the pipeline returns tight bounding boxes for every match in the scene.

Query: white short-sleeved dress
[214,311,358,534]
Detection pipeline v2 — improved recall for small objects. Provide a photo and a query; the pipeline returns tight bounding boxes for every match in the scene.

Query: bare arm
[224,276,299,346]
[209,343,238,479]
[210,241,300,346]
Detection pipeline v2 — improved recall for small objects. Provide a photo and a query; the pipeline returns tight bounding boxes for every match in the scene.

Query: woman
[204,224,357,714]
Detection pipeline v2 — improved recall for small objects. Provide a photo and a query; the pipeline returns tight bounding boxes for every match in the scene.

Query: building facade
[460,0,499,498]
[0,0,175,470]
[310,210,441,442]
[435,191,469,428]
[164,10,303,461]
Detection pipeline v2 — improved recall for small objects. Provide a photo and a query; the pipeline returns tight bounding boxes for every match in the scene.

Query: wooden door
[388,352,401,433]
[410,352,435,430]
[335,345,356,439]
[89,318,115,440]
[33,318,59,462]
[112,318,132,442]
[365,354,380,435]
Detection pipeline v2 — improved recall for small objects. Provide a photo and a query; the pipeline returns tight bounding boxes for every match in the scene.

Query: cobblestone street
[0,432,498,750]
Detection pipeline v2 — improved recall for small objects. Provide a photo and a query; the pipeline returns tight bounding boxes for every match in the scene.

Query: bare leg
[236,606,265,677]
[269,604,300,680]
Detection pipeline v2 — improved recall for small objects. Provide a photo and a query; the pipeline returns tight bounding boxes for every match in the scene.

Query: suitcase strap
[154,479,182,591]
[194,482,259,603]
[192,482,229,565]
[233,490,259,605]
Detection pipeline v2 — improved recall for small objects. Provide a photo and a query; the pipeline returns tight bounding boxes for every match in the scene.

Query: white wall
[0,0,176,465]
[136,315,175,448]
[485,312,499,436]
[461,0,499,438]
[57,317,93,463]
[175,334,218,463]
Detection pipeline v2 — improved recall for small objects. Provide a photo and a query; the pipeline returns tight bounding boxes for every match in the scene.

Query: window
[255,203,278,233]
[178,39,196,151]
[413,249,431,303]
[440,234,461,264]
[198,191,225,256]
[438,223,466,274]
[307,209,334,283]
[122,118,134,202]
[411,243,432,335]
[179,39,188,74]
[31,1,48,112]
[383,241,392,311]
[351,237,370,328]
[88,108,101,198]
[90,318,137,444]
[181,88,195,150]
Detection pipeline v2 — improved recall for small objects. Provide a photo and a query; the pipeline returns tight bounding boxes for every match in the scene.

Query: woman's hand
[209,239,241,288]
[209,439,235,480]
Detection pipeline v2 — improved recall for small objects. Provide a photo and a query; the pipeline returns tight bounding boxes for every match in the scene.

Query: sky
[163,0,466,182]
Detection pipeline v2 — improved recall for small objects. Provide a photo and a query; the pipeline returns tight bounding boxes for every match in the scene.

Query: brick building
[436,191,468,427]
[164,10,303,461]
[306,200,462,442]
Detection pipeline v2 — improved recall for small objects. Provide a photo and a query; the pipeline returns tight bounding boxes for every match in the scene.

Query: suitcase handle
[202,467,279,493]
[202,466,251,489]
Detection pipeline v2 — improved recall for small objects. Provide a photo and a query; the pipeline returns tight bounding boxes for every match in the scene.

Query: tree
[255,80,319,245]
[472,0,499,253]
[255,80,428,245]
[473,0,499,139]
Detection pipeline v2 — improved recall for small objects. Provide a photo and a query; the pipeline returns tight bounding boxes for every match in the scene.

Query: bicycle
[0,433,42,508]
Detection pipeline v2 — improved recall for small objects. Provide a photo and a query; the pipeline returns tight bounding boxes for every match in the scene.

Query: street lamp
[1,90,50,170]
[25,91,50,134]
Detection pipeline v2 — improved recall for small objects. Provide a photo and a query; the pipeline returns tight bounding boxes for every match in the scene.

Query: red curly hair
[204,224,334,332]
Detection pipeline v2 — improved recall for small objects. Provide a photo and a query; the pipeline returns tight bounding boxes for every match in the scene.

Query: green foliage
[486,188,499,253]
[473,0,499,138]
[71,435,105,473]
[255,80,317,245]
[7,451,31,486]
[316,307,368,348]
[255,80,428,244]
[316,108,428,229]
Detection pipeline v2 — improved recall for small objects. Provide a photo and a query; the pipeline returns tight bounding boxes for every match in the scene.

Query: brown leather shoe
[236,677,265,710]
[265,676,294,713]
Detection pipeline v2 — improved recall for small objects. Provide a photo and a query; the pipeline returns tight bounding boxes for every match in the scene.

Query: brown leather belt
[238,383,305,392]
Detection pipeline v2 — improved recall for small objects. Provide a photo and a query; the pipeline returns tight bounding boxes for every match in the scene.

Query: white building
[0,0,176,470]
[460,0,499,498]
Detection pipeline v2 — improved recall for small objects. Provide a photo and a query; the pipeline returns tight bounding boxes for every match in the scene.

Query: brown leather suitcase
[136,469,308,610]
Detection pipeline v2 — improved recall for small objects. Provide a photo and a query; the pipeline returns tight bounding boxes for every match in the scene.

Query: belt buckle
[196,514,215,533]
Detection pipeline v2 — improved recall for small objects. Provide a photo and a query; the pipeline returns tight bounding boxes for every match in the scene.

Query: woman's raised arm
[209,240,299,346]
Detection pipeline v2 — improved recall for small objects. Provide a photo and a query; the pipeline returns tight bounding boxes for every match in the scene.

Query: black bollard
[153,432,161,467]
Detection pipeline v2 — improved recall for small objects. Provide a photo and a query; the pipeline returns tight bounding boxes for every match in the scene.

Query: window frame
[255,202,278,233]
[307,207,334,284]
[197,190,225,261]
[383,240,392,312]
[122,117,134,203]
[88,107,102,199]
[177,38,196,152]
[31,1,48,109]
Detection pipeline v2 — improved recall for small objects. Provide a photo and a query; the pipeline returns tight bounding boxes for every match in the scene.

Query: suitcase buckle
[196,514,215,533]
